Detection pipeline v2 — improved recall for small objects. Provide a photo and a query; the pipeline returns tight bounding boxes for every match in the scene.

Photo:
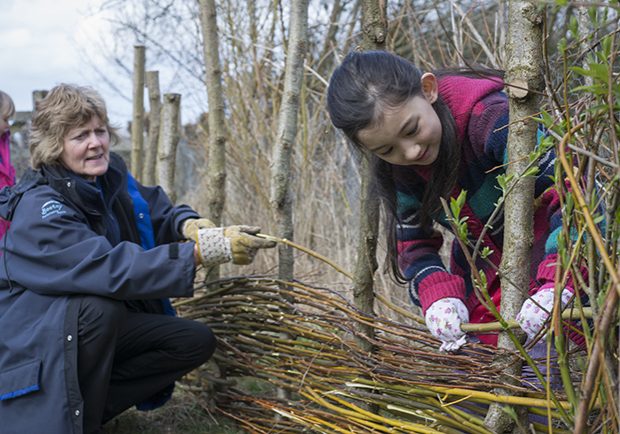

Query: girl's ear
[421,73,438,103]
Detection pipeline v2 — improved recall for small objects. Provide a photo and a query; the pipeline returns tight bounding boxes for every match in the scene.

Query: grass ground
[102,388,243,434]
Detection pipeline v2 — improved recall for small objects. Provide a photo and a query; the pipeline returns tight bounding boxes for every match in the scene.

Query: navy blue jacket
[0,153,198,433]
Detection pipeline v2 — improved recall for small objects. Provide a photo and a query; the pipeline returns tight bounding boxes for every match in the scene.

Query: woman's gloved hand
[424,297,469,352]
[182,217,216,240]
[516,284,573,341]
[194,225,276,267]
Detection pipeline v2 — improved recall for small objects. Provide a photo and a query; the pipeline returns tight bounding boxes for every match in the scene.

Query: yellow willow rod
[302,388,445,434]
[558,122,620,292]
[257,233,354,279]
[425,385,571,409]
[461,308,593,332]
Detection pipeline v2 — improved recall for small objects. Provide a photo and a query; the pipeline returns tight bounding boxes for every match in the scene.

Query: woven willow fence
[176,269,590,433]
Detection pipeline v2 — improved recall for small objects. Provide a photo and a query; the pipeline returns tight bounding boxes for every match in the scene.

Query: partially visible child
[0,90,16,238]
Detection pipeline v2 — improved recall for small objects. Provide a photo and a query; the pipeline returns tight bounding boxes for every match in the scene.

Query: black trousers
[75,296,216,434]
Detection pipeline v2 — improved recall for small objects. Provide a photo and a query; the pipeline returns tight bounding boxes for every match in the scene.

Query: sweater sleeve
[467,91,510,165]
[396,189,467,314]
[467,93,582,292]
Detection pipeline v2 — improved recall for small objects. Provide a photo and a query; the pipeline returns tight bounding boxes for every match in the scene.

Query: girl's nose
[403,142,422,162]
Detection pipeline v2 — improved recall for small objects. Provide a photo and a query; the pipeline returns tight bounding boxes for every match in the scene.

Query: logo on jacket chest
[41,200,66,219]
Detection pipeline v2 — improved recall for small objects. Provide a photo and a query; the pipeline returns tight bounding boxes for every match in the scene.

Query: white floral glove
[516,284,573,341]
[425,298,469,352]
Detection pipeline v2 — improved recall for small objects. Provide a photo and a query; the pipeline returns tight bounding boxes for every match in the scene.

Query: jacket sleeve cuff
[178,242,197,297]
[417,271,467,315]
[173,208,200,238]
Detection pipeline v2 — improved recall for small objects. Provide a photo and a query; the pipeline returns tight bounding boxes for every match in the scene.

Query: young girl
[327,51,577,351]
[0,90,16,239]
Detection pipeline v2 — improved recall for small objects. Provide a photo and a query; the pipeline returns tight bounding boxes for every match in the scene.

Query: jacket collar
[41,155,126,218]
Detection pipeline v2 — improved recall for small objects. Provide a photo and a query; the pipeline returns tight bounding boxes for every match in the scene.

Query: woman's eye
[379,147,393,156]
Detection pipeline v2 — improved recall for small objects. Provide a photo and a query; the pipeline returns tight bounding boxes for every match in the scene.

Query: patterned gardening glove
[195,225,276,267]
[223,225,276,264]
[182,217,216,240]
[425,298,469,352]
[516,284,573,341]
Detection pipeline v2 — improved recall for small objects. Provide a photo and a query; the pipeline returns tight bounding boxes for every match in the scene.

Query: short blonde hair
[0,90,15,119]
[29,84,119,169]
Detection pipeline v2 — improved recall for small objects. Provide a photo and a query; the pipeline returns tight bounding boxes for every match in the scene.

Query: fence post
[143,70,161,185]
[131,45,146,179]
[157,93,181,202]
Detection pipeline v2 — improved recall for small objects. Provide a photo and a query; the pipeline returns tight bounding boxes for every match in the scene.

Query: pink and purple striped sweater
[394,75,565,345]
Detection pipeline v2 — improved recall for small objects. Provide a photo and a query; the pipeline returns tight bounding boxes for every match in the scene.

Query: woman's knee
[176,319,217,365]
[77,296,126,338]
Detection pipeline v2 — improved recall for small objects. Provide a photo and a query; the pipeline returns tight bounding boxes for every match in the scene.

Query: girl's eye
[379,147,393,156]
[405,125,418,136]
[95,129,107,135]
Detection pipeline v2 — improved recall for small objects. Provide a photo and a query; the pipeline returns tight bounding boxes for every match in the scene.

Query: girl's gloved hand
[516,284,573,341]
[424,298,469,352]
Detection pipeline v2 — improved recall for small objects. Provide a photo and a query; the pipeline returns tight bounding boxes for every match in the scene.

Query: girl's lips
[415,147,428,162]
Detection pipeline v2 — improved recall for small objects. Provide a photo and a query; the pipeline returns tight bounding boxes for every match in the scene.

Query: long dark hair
[326,51,460,282]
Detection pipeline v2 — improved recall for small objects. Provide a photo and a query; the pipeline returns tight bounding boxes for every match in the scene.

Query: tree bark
[270,0,309,282]
[484,2,543,432]
[143,70,161,185]
[199,0,227,227]
[131,45,145,180]
[352,0,387,353]
[157,93,181,203]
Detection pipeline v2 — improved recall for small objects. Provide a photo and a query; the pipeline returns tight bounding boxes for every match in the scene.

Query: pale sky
[0,0,132,126]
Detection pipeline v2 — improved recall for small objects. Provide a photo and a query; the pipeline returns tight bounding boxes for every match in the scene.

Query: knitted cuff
[417,271,467,315]
[536,254,587,289]
[536,255,558,284]
[196,228,232,266]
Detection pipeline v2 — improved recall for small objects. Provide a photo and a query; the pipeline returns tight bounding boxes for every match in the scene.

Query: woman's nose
[87,132,102,146]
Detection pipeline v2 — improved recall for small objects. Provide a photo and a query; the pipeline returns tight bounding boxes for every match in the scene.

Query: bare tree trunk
[270,0,309,282]
[199,0,227,227]
[131,45,145,179]
[199,0,228,282]
[484,1,543,432]
[269,0,309,407]
[143,70,161,186]
[352,0,387,354]
[157,93,181,203]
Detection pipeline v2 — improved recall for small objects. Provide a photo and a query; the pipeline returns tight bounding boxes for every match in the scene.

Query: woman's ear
[421,73,438,103]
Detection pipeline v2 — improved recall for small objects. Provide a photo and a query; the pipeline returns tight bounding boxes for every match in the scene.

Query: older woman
[0,84,274,434]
